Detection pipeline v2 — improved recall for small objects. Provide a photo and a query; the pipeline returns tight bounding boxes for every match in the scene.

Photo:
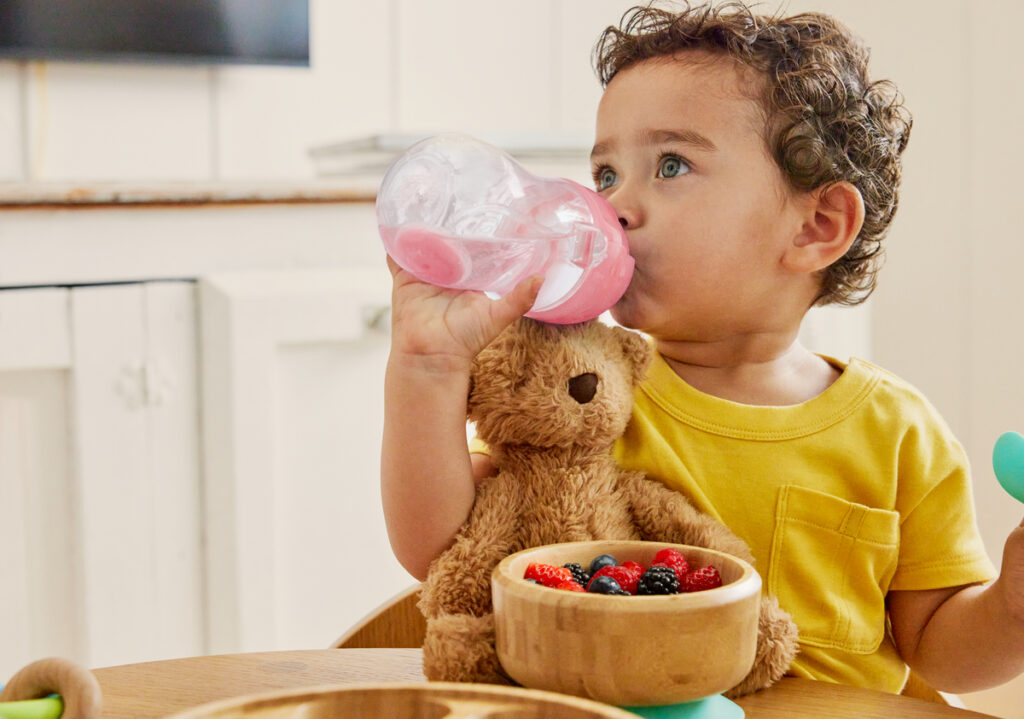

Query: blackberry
[636,566,680,595]
[562,562,590,587]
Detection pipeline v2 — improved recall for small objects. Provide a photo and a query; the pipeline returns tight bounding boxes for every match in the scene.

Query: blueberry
[524,578,542,585]
[587,575,624,594]
[589,553,618,576]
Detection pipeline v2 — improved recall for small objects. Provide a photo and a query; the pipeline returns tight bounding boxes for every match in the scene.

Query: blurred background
[0,1,1020,716]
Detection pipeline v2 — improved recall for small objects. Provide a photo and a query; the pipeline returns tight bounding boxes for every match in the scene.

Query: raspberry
[555,580,586,592]
[636,565,681,595]
[589,564,642,595]
[682,565,723,592]
[652,548,690,584]
[621,560,645,575]
[524,563,573,588]
[562,562,591,587]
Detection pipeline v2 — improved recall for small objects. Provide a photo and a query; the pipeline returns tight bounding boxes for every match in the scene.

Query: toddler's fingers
[492,275,544,326]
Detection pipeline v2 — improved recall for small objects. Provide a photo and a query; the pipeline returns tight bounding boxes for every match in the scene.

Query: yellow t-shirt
[612,352,997,692]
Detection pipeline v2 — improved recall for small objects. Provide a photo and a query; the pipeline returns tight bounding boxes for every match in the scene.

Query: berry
[621,560,645,574]
[682,565,723,593]
[555,580,586,592]
[587,575,627,594]
[524,563,573,588]
[652,548,690,584]
[636,566,681,595]
[589,564,642,595]
[589,553,618,576]
[562,562,591,587]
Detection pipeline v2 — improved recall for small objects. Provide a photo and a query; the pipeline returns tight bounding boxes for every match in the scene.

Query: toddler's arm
[380,257,541,580]
[888,518,1024,691]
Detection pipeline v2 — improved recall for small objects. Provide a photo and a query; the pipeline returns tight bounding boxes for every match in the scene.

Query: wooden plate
[166,681,640,718]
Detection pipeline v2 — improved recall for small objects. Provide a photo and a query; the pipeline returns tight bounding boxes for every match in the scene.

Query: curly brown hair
[593,2,912,306]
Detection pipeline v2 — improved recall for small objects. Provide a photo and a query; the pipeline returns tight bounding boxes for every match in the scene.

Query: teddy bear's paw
[724,596,800,699]
[421,613,511,685]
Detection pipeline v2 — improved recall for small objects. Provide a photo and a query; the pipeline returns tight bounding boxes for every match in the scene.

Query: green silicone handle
[0,696,64,719]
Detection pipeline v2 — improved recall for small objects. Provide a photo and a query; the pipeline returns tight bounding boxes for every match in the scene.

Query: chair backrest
[330,584,426,649]
[901,670,960,707]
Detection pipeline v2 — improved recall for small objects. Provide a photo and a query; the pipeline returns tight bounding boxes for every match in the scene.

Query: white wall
[0,0,639,183]
[1,0,1021,715]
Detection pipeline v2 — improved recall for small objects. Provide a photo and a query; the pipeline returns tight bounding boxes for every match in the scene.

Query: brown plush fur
[419,318,799,697]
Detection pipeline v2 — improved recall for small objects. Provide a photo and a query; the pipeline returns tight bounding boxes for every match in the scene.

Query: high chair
[331,584,426,649]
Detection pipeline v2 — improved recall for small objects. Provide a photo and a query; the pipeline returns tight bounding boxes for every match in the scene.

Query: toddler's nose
[607,190,641,229]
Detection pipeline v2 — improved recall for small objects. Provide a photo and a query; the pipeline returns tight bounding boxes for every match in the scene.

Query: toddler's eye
[658,155,689,178]
[594,167,617,190]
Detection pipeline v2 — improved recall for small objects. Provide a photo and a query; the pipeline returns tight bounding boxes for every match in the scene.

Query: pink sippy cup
[376,134,634,324]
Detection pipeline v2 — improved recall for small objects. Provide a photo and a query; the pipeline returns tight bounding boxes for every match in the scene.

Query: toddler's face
[592,52,811,343]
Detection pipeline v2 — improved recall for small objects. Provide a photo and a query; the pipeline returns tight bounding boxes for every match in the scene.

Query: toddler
[381,1,1024,695]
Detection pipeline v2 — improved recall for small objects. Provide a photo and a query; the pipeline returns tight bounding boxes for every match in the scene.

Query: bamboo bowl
[166,682,638,718]
[491,540,761,707]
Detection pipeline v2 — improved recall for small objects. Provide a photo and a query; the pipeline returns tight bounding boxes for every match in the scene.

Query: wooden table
[92,648,996,718]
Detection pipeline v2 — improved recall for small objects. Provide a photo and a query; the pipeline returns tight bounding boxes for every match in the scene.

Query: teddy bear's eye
[567,373,599,404]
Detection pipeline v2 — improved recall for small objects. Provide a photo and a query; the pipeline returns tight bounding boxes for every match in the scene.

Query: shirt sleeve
[889,421,997,591]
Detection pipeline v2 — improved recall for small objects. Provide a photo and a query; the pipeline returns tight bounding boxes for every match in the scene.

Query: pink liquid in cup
[376,134,634,324]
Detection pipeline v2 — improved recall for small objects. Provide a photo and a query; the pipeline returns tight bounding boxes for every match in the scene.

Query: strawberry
[555,580,586,592]
[524,563,573,588]
[589,564,642,594]
[652,547,690,584]
[682,565,722,592]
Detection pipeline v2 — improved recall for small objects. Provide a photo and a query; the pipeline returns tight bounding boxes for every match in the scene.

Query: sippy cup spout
[377,134,634,324]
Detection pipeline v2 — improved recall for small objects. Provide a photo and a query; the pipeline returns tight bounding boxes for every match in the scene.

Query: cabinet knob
[362,305,391,335]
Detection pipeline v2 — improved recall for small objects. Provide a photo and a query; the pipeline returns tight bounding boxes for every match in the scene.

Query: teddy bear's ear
[466,319,531,419]
[614,326,653,386]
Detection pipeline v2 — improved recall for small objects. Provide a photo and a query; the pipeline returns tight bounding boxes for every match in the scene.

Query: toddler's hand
[387,256,543,370]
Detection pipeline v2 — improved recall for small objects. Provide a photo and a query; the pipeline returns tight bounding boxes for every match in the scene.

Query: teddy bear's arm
[621,471,756,565]
[418,475,522,619]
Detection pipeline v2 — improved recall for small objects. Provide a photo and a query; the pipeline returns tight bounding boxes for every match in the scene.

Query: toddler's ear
[614,326,653,386]
[784,181,865,273]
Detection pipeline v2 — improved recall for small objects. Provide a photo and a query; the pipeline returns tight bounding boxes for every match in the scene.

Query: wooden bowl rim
[492,540,761,608]
[165,681,640,718]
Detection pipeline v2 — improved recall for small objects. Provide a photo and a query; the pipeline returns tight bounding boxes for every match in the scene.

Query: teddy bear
[417,317,799,698]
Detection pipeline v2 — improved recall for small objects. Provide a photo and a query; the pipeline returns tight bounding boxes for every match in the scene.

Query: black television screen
[0,0,309,66]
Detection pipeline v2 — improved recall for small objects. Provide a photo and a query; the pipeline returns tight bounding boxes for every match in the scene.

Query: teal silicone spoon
[993,431,1024,503]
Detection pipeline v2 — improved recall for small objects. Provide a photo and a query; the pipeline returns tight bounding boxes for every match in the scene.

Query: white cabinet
[1,282,202,672]
[198,268,408,655]
[0,190,411,678]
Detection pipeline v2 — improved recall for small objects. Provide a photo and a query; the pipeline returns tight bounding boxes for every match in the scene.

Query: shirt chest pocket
[768,485,899,654]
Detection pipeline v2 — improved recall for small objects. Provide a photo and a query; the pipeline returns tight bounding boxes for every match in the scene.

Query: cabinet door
[199,267,411,654]
[0,282,203,677]
[70,281,203,668]
[0,288,77,678]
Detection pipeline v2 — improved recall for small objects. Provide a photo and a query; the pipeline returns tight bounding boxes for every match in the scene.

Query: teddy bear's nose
[568,373,599,404]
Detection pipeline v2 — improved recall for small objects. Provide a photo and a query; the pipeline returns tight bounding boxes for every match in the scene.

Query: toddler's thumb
[503,275,544,316]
